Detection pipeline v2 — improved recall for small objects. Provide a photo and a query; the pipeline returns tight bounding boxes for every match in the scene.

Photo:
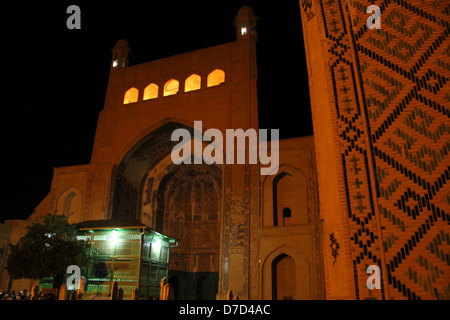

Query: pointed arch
[262,164,308,227]
[163,79,179,96]
[272,254,296,300]
[110,120,222,222]
[143,83,159,100]
[124,87,139,104]
[185,74,201,92]
[261,245,310,300]
[168,273,182,300]
[56,187,82,223]
[207,69,225,87]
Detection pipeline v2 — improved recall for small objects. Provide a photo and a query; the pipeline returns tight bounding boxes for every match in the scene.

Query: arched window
[273,173,295,227]
[263,167,308,227]
[164,79,179,96]
[185,74,201,92]
[124,87,139,104]
[207,69,225,87]
[143,83,159,100]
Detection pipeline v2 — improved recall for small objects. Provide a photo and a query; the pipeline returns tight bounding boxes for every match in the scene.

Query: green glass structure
[76,219,176,299]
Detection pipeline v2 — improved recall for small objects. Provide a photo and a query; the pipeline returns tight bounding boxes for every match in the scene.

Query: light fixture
[152,237,161,252]
[241,21,247,36]
[109,230,119,246]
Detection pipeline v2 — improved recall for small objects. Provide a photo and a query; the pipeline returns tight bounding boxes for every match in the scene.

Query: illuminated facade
[3,1,449,301]
[4,6,322,300]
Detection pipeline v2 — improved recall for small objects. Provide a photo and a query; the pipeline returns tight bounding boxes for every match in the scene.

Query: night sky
[1,1,312,222]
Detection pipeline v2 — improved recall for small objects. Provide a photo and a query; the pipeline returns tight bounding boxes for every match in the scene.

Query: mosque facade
[1,2,449,300]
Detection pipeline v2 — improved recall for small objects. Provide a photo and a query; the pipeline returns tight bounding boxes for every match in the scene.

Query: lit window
[112,54,119,68]
[185,74,201,92]
[207,69,225,87]
[241,22,247,36]
[124,87,139,104]
[143,83,159,100]
[164,79,179,96]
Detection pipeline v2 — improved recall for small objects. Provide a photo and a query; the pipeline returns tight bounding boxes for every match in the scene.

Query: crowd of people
[0,290,30,300]
[0,289,58,300]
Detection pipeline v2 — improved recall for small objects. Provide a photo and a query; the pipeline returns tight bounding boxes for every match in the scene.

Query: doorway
[272,253,296,300]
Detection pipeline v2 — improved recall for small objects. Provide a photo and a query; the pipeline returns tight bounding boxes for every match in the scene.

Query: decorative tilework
[320,0,450,299]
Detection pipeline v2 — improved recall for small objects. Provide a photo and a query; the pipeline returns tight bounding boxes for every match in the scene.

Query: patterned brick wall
[317,0,449,299]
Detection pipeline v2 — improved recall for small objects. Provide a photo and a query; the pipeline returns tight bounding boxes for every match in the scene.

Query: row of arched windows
[124,69,225,105]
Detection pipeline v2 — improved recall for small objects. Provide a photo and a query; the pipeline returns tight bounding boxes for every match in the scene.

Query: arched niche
[143,83,159,100]
[272,254,296,300]
[261,245,310,300]
[185,74,201,92]
[109,121,223,300]
[110,121,194,221]
[168,273,182,300]
[164,79,179,96]
[109,121,223,228]
[56,187,82,223]
[124,87,139,104]
[207,69,225,87]
[262,165,308,227]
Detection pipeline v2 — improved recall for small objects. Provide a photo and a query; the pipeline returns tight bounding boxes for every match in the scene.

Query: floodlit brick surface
[303,0,449,299]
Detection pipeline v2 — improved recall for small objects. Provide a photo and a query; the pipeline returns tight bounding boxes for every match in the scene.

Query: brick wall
[303,0,449,299]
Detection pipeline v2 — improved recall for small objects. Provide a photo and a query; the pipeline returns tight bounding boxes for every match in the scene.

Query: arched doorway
[196,275,217,300]
[272,254,296,300]
[169,274,180,300]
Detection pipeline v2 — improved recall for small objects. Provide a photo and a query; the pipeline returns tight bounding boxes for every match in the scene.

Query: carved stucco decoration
[301,0,315,21]
[330,233,340,266]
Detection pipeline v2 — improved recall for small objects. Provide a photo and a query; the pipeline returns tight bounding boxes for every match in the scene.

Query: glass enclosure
[76,222,175,299]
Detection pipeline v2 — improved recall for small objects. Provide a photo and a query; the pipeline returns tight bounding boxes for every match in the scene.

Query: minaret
[234,5,259,42]
[111,38,130,70]
[233,5,259,126]
[217,6,260,300]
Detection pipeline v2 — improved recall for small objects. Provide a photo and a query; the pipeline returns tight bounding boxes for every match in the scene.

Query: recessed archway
[56,187,82,223]
[169,274,181,300]
[261,245,310,300]
[109,121,194,221]
[143,83,159,100]
[207,69,225,87]
[262,164,309,227]
[124,87,139,104]
[164,79,179,96]
[109,121,222,300]
[272,253,296,300]
[185,74,201,92]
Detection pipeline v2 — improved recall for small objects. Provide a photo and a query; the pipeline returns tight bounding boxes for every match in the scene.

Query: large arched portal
[109,121,222,300]
[110,122,193,221]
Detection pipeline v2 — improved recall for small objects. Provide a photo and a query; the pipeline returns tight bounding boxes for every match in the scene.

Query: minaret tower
[217,6,261,300]
[234,5,259,42]
[110,38,130,70]
[233,5,259,126]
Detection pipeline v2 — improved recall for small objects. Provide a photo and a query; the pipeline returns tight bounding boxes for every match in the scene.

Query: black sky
[1,1,312,222]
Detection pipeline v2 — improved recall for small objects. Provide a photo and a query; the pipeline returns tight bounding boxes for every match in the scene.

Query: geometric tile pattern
[320,0,450,299]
